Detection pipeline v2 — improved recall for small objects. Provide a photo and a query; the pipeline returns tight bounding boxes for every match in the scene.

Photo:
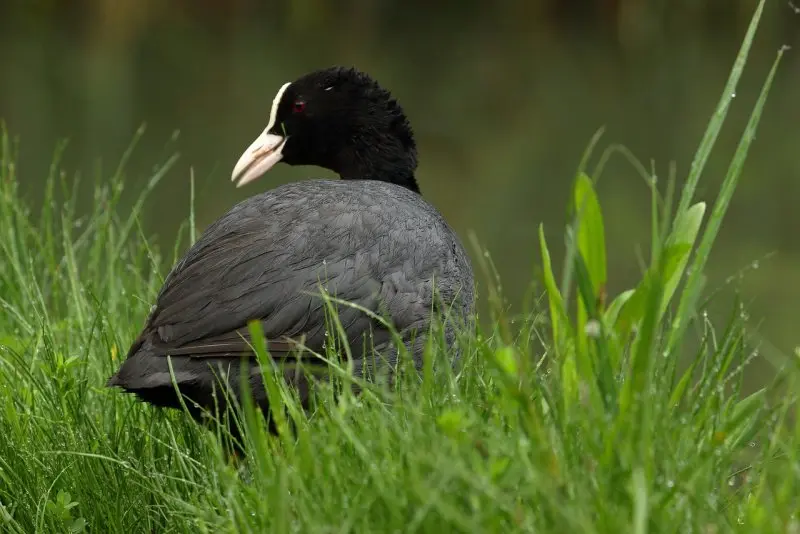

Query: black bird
[107,66,475,445]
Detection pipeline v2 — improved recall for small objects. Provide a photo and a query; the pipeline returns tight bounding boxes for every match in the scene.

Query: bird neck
[336,141,420,194]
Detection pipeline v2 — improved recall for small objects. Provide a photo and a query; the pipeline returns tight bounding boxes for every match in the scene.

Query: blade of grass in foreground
[674,0,766,219]
[667,43,788,359]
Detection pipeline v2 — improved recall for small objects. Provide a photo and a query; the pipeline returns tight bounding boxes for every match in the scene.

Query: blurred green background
[1,1,798,377]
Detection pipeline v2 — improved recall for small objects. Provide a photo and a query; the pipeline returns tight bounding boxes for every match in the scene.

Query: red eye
[292,100,306,113]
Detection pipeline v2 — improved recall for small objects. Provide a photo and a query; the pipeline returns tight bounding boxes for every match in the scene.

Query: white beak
[230,131,287,188]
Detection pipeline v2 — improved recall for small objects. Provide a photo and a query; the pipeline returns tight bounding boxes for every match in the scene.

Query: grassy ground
[1,2,798,532]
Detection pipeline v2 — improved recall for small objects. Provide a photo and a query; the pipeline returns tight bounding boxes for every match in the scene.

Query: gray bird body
[109,178,474,414]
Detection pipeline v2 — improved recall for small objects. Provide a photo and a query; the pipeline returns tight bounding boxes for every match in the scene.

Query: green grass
[1,1,799,532]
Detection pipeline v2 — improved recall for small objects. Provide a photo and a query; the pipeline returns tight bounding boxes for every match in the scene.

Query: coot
[107,66,474,443]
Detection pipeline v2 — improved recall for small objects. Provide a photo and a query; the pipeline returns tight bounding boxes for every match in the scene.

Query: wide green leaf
[572,172,607,306]
[660,202,706,318]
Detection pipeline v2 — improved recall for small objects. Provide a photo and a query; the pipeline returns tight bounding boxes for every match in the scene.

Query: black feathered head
[231,66,419,193]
